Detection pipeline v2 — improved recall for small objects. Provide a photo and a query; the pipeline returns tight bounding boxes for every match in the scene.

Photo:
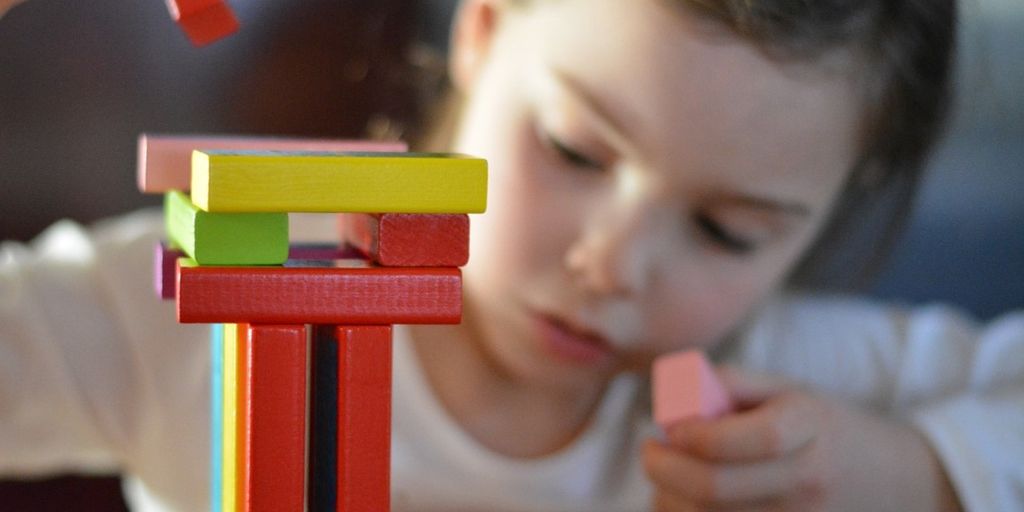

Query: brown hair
[409,0,959,291]
[671,0,959,290]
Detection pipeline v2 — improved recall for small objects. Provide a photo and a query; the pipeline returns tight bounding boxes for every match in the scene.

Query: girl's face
[451,0,861,391]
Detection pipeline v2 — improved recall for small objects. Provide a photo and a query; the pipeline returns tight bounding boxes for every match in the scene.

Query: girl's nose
[563,197,658,298]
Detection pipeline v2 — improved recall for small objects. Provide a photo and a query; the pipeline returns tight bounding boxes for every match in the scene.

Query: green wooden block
[164,191,288,265]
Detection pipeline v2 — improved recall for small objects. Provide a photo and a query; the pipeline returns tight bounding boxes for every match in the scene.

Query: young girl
[1,0,1021,511]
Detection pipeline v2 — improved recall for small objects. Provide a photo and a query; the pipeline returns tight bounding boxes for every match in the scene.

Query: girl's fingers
[715,365,794,406]
[643,439,807,506]
[667,390,820,462]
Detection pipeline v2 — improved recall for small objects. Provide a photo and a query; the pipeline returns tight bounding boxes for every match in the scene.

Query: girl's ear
[449,0,503,92]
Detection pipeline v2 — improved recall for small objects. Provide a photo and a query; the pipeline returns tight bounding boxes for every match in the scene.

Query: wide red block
[176,261,462,324]
[340,213,470,267]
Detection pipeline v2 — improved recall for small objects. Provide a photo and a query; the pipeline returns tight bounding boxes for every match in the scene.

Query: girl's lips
[534,313,614,366]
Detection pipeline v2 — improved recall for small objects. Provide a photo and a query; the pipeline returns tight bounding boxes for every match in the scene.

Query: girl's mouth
[533,312,615,367]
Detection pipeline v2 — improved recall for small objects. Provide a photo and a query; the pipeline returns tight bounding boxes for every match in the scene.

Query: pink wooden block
[652,350,732,431]
[136,135,407,193]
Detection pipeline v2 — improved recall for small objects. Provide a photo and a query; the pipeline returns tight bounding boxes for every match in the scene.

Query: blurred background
[0,0,1021,509]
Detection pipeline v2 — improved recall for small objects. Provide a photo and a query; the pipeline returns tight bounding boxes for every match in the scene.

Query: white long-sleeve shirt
[1,209,1022,511]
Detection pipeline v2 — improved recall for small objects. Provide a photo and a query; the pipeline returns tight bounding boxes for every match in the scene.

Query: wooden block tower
[138,134,488,511]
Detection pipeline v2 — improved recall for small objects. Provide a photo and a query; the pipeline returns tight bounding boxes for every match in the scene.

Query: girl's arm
[0,210,210,509]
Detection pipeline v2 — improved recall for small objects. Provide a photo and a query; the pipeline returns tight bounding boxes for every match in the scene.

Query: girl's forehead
[518,0,863,196]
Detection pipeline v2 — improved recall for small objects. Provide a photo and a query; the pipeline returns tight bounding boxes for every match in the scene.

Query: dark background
[0,0,1021,509]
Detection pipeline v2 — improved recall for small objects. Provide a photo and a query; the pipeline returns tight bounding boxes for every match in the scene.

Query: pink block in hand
[136,135,407,193]
[652,350,732,431]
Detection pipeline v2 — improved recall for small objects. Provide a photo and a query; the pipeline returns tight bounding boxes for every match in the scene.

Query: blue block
[210,324,224,512]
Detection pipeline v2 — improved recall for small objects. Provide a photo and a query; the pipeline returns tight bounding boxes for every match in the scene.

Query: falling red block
[340,213,470,267]
[652,350,733,431]
[176,260,462,324]
[165,0,239,47]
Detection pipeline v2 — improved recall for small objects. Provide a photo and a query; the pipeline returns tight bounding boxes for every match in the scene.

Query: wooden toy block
[210,324,224,512]
[137,135,406,193]
[176,259,462,324]
[154,241,185,300]
[240,324,307,512]
[652,350,733,431]
[288,243,360,262]
[165,0,239,47]
[222,323,242,512]
[309,326,338,510]
[339,213,470,267]
[310,325,392,512]
[190,151,488,213]
[164,191,288,266]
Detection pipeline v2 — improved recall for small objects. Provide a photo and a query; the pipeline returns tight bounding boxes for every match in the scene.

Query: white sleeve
[900,309,1024,512]
[0,209,208,483]
[736,296,1024,512]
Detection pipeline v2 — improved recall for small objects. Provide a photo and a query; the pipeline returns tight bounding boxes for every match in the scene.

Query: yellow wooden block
[222,323,240,512]
[191,151,488,213]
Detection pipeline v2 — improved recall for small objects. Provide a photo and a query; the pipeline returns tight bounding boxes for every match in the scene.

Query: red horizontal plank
[339,213,469,267]
[176,262,462,324]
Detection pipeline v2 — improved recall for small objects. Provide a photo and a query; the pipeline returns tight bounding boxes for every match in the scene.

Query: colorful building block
[154,241,185,300]
[164,191,288,266]
[339,213,470,267]
[165,0,239,47]
[310,326,392,512]
[137,135,406,193]
[240,324,307,512]
[222,323,242,512]
[190,151,488,213]
[652,350,733,431]
[176,259,463,324]
[210,324,224,512]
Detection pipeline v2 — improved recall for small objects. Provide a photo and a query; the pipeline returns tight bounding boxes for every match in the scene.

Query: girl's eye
[543,132,604,170]
[694,213,757,255]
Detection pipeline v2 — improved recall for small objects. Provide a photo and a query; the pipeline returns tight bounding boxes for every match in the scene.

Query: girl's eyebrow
[549,68,633,148]
[721,193,812,217]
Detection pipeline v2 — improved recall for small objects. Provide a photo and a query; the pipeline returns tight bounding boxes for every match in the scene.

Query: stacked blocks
[138,134,487,511]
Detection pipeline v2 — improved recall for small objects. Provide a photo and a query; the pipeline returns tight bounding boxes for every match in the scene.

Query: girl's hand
[642,367,963,511]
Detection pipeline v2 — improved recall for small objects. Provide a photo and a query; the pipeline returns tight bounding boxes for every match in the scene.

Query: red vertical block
[241,324,307,512]
[340,213,470,267]
[337,325,392,512]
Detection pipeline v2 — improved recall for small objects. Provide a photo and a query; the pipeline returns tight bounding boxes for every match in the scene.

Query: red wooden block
[339,213,470,267]
[166,0,239,47]
[313,326,392,512]
[154,241,184,300]
[176,261,462,324]
[240,324,307,512]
